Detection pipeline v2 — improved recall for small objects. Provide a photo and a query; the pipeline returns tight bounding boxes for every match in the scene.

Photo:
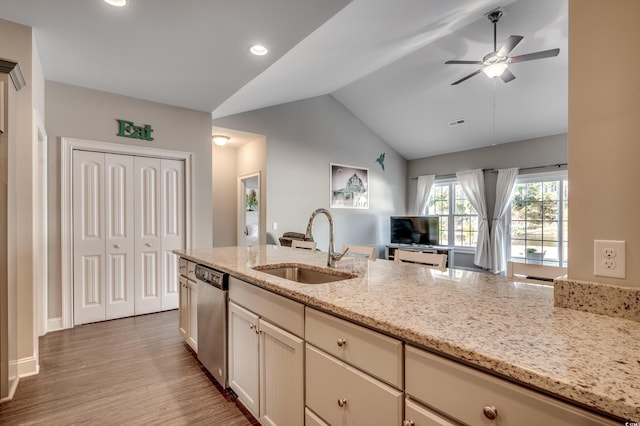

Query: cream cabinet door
[178,276,188,340]
[186,279,197,352]
[228,301,260,417]
[259,318,303,426]
[306,344,403,426]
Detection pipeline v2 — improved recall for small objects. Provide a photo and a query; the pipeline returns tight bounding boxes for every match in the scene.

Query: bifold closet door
[161,159,185,311]
[74,152,135,325]
[134,157,162,315]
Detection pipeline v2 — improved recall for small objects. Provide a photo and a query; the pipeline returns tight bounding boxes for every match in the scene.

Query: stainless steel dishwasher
[194,264,229,387]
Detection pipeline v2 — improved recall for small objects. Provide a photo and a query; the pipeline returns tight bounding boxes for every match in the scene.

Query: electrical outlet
[273,222,278,231]
[594,240,626,278]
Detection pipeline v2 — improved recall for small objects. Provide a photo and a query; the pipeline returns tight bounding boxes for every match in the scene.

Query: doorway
[238,173,260,246]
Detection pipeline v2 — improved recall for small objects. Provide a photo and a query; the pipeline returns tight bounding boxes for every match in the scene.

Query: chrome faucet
[304,208,348,267]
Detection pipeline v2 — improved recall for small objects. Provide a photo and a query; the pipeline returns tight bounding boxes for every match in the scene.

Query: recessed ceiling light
[104,0,127,7]
[249,45,268,56]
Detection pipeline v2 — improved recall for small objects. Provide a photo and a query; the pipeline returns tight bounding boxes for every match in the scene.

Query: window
[427,181,479,248]
[509,172,568,266]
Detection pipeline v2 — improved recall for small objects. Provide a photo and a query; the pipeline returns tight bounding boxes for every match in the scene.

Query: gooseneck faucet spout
[304,208,348,267]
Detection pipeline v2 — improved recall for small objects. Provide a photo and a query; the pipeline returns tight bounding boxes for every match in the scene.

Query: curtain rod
[411,163,567,180]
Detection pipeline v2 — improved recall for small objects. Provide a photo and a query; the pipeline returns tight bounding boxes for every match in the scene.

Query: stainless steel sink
[253,263,356,284]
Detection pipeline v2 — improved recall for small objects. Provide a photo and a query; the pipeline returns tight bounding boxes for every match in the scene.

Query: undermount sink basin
[253,263,357,284]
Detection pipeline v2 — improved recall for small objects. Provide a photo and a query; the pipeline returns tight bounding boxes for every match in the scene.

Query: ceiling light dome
[212,135,230,146]
[104,0,127,6]
[482,62,508,78]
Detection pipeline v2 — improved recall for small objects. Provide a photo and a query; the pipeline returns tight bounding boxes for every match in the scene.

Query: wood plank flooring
[0,310,259,425]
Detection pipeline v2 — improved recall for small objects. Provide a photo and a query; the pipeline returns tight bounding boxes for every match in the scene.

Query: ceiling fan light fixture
[104,0,127,7]
[482,62,508,78]
[212,135,230,146]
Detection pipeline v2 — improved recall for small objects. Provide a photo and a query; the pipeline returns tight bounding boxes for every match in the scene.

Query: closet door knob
[337,338,347,347]
[482,406,498,420]
[337,398,347,408]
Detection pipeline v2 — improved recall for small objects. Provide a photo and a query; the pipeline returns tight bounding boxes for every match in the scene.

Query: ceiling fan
[445,9,559,85]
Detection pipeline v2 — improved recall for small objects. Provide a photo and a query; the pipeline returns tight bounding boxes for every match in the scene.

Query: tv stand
[385,244,454,267]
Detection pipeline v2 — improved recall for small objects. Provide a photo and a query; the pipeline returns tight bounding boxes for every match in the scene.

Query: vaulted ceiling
[0,0,567,159]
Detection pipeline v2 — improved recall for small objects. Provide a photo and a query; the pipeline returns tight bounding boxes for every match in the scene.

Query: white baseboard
[0,376,19,403]
[17,355,39,378]
[47,316,63,333]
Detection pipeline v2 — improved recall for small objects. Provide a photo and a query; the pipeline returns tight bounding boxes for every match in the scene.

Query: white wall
[214,95,407,256]
[45,81,216,318]
[569,0,640,287]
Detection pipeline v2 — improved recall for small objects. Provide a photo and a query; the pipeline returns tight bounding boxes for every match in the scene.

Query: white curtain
[415,175,435,215]
[456,169,491,269]
[490,168,518,273]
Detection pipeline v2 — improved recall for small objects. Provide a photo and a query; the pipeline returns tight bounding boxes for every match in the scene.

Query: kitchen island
[175,245,640,422]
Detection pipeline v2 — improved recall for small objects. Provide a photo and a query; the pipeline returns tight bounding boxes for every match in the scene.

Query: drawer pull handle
[336,338,347,347]
[402,421,415,426]
[337,398,347,408]
[482,406,498,420]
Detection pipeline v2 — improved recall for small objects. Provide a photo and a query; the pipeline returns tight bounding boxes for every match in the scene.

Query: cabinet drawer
[405,346,617,426]
[178,258,187,277]
[187,261,196,281]
[229,276,304,338]
[305,408,329,426]
[306,344,403,426]
[305,307,403,388]
[405,397,457,426]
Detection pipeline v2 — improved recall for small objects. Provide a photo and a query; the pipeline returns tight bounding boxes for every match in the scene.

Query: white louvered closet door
[105,154,135,320]
[134,156,162,315]
[160,159,185,310]
[73,150,107,325]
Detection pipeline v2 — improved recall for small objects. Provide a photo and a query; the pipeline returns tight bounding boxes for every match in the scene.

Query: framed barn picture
[330,163,369,209]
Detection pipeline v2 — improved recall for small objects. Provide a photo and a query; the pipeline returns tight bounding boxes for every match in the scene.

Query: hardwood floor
[0,310,259,425]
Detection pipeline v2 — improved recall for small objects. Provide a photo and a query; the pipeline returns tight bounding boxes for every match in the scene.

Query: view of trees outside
[428,183,478,248]
[510,177,568,266]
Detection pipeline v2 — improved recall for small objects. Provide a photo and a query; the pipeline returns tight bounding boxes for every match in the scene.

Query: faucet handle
[332,247,349,261]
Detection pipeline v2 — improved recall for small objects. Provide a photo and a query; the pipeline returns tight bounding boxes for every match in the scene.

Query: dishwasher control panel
[194,265,228,290]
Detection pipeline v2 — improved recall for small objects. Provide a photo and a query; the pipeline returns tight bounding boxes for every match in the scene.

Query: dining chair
[291,240,317,251]
[394,250,447,269]
[507,261,567,284]
[341,244,377,260]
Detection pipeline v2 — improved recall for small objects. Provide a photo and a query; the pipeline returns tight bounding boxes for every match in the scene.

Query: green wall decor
[116,119,154,141]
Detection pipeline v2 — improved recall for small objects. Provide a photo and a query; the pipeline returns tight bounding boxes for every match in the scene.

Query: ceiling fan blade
[497,35,524,57]
[445,60,483,65]
[451,69,482,85]
[510,48,560,63]
[500,68,516,83]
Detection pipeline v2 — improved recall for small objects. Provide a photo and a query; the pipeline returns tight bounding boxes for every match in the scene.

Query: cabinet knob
[402,421,415,426]
[145,243,152,247]
[336,338,347,347]
[482,406,498,420]
[114,244,121,249]
[337,398,347,408]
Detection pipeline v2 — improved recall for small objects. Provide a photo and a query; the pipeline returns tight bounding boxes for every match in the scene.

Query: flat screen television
[390,216,439,246]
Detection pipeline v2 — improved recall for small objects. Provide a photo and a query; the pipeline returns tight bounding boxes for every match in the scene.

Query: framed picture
[330,163,369,209]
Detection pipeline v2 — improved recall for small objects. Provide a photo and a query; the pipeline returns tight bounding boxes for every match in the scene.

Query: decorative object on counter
[375,152,385,170]
[554,278,640,322]
[330,163,368,209]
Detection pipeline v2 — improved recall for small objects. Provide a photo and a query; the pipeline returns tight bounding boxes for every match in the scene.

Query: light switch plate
[594,240,626,279]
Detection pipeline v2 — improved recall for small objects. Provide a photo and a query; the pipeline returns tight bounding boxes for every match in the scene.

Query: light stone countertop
[175,245,640,421]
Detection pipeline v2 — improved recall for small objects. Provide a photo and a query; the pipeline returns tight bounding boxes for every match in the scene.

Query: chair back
[341,244,377,260]
[291,240,317,251]
[394,250,447,269]
[507,261,567,284]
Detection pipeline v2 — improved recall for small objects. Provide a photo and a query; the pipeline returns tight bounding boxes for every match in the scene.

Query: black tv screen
[390,216,439,246]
